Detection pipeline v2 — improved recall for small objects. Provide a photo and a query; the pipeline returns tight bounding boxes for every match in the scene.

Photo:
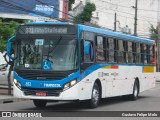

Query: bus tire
[123,81,139,100]
[129,80,139,100]
[88,82,100,108]
[33,100,47,108]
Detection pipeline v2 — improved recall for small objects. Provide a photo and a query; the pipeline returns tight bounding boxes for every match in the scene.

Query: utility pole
[134,0,138,36]
[114,13,117,31]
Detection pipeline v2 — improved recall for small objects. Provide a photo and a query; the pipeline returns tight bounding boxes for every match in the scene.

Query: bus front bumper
[13,83,80,101]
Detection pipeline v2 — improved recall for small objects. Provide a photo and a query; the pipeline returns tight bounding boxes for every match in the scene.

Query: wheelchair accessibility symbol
[43,61,52,70]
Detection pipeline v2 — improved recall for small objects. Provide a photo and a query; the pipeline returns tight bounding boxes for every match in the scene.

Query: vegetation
[149,24,159,40]
[0,18,27,52]
[68,0,75,11]
[73,2,96,24]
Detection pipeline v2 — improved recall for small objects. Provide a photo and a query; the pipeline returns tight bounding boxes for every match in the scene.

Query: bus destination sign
[24,26,67,34]
[17,25,77,35]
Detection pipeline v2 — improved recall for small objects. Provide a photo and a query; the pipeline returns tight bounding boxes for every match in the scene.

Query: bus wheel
[129,81,139,100]
[89,82,100,108]
[33,100,47,108]
[123,81,139,100]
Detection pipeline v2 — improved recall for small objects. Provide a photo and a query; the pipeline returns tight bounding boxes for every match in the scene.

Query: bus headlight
[63,79,77,91]
[14,79,22,90]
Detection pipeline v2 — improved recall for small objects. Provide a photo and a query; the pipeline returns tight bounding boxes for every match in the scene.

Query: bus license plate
[35,92,46,96]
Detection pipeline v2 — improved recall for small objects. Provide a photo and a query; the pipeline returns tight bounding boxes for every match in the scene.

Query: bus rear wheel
[129,81,139,100]
[88,82,100,108]
[33,100,47,108]
[123,81,139,100]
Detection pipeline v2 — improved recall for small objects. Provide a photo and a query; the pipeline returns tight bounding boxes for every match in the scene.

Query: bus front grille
[14,69,76,80]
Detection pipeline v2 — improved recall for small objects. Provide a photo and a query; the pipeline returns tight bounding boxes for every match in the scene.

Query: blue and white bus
[7,22,156,108]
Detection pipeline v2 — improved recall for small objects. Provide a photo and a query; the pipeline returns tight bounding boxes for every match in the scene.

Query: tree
[0,19,19,52]
[68,0,75,11]
[149,24,159,40]
[0,18,27,95]
[73,2,96,24]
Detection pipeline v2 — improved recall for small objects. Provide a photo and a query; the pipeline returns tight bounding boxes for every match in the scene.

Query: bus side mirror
[7,36,16,61]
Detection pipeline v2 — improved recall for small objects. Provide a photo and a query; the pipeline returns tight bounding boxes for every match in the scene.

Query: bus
[6,22,156,108]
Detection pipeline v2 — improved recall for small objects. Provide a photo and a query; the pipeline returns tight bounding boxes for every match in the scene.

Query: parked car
[0,52,13,85]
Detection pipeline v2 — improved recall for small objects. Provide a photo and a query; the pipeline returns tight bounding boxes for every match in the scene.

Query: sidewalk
[0,85,28,104]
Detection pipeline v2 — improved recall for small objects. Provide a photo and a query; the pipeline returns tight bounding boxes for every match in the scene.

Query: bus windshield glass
[15,36,78,71]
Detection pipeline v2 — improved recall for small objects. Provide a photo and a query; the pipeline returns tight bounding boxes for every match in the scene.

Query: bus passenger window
[144,44,147,64]
[128,42,133,63]
[123,41,128,63]
[140,44,144,63]
[84,40,94,62]
[118,40,124,63]
[108,38,114,62]
[96,36,106,61]
[114,39,118,62]
[132,42,136,63]
[136,43,141,63]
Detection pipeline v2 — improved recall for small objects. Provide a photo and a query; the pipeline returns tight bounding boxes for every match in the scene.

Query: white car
[0,52,13,85]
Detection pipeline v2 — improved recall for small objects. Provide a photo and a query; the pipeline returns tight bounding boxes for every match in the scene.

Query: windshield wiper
[48,36,63,54]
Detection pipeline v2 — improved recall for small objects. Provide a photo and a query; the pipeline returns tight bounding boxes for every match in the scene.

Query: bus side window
[136,43,141,63]
[114,39,118,63]
[140,44,144,63]
[96,36,106,61]
[108,38,114,62]
[83,40,94,62]
[132,42,136,63]
[147,45,150,64]
[118,40,124,63]
[144,44,147,64]
[128,42,133,63]
[123,41,128,63]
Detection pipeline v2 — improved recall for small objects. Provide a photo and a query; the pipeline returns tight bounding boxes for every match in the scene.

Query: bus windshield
[15,36,78,71]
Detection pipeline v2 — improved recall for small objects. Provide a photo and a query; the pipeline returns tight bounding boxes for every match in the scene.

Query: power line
[95,0,158,20]
[98,0,160,13]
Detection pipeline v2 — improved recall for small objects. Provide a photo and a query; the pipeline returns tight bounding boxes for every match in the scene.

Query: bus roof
[78,24,154,44]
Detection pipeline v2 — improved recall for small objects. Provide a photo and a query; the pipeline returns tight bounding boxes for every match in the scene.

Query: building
[70,0,159,38]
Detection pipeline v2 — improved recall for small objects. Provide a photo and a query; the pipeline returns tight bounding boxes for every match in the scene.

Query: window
[132,42,136,63]
[83,40,94,62]
[147,45,154,64]
[118,40,124,63]
[96,36,106,61]
[123,41,128,63]
[136,43,141,63]
[114,39,118,62]
[108,38,115,62]
[128,42,133,63]
[140,44,144,63]
[144,44,147,64]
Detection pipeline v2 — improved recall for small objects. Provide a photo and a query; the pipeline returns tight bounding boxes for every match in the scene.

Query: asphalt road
[0,82,160,120]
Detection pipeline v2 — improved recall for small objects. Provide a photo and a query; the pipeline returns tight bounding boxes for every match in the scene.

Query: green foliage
[68,0,75,11]
[73,2,96,23]
[149,24,159,40]
[0,18,27,52]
